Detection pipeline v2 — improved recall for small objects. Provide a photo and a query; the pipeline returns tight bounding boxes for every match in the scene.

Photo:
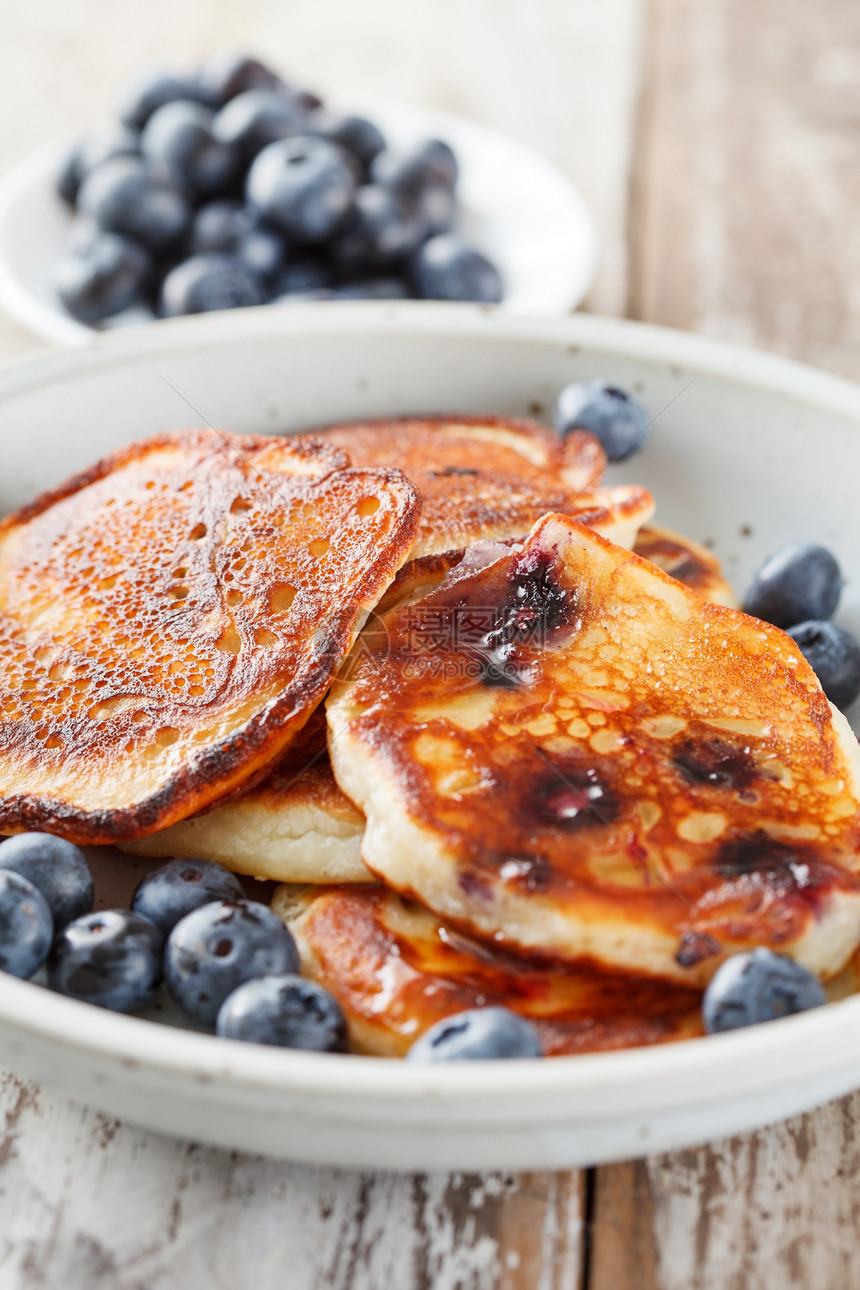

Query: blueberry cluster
[53,53,504,325]
[743,543,860,709]
[0,836,346,1051]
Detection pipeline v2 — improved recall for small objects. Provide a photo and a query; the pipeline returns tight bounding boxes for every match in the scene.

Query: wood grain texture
[0,1073,584,1290]
[629,0,860,377]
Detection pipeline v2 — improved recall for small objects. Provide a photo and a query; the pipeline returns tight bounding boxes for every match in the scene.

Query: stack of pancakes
[2,415,858,1057]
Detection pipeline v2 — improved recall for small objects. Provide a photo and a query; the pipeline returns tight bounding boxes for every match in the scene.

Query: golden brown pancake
[634,523,737,607]
[327,513,860,987]
[0,429,420,844]
[318,415,653,555]
[273,883,704,1057]
[119,710,370,882]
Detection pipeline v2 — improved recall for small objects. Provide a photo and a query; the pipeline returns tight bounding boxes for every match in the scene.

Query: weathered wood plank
[0,1073,584,1290]
[629,0,860,378]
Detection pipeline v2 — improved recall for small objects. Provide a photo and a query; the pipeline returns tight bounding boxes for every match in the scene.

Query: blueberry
[119,70,211,130]
[743,542,842,629]
[131,857,245,939]
[307,111,386,171]
[275,255,333,295]
[48,909,162,1012]
[0,833,93,929]
[198,53,285,108]
[787,620,860,709]
[77,156,191,255]
[141,100,240,199]
[703,948,826,1034]
[246,136,357,244]
[406,1007,542,1062]
[0,872,53,980]
[371,138,458,194]
[332,278,412,299]
[410,234,503,304]
[56,129,141,207]
[189,202,285,282]
[165,900,299,1027]
[327,184,426,275]
[55,226,151,323]
[417,180,456,237]
[555,380,651,462]
[159,253,266,316]
[213,89,305,163]
[216,974,347,1051]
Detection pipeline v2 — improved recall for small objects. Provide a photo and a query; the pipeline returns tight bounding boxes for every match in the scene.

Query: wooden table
[2,2,860,1285]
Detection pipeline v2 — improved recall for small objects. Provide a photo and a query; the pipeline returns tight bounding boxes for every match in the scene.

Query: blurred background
[2,0,860,364]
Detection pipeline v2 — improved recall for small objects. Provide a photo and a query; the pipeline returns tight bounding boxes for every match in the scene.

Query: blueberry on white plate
[406,1007,542,1062]
[245,136,357,244]
[77,156,192,256]
[742,541,842,629]
[131,857,245,939]
[48,909,162,1012]
[159,253,266,316]
[165,899,299,1027]
[141,100,240,200]
[787,620,860,709]
[410,234,503,304]
[0,871,53,980]
[554,380,651,462]
[703,949,826,1034]
[54,226,151,324]
[216,974,347,1051]
[0,832,93,929]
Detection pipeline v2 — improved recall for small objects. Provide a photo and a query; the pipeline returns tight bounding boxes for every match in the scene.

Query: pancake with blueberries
[327,512,860,987]
[119,709,370,882]
[0,429,420,844]
[272,883,704,1056]
[633,523,737,607]
[317,415,655,555]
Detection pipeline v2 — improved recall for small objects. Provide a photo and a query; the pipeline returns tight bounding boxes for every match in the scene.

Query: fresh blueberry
[48,909,162,1012]
[327,184,426,275]
[141,100,240,199]
[165,900,300,1027]
[55,226,151,323]
[275,255,333,295]
[307,111,386,171]
[131,857,245,939]
[189,202,285,282]
[246,136,357,244]
[0,872,53,980]
[406,1007,542,1062]
[213,89,305,163]
[332,278,412,299]
[410,234,503,304]
[555,380,651,462]
[77,156,191,255]
[371,138,458,194]
[236,226,285,282]
[0,833,93,929]
[198,53,285,108]
[787,620,860,709]
[159,253,266,315]
[743,542,842,629]
[56,128,141,207]
[119,70,211,130]
[216,974,347,1051]
[703,948,826,1034]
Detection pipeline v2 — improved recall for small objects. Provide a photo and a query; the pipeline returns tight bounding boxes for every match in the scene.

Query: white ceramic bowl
[0,303,858,1171]
[0,102,595,344]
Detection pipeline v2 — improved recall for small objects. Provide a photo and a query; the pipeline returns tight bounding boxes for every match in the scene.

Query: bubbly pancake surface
[328,514,860,986]
[274,883,704,1056]
[634,523,737,607]
[0,429,420,843]
[318,416,653,555]
[120,710,370,882]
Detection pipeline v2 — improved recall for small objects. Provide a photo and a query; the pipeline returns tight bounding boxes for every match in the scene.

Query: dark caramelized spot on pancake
[674,737,758,793]
[675,931,721,968]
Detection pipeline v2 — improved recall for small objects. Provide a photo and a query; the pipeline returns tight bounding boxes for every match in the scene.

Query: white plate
[0,303,858,1172]
[0,102,595,344]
